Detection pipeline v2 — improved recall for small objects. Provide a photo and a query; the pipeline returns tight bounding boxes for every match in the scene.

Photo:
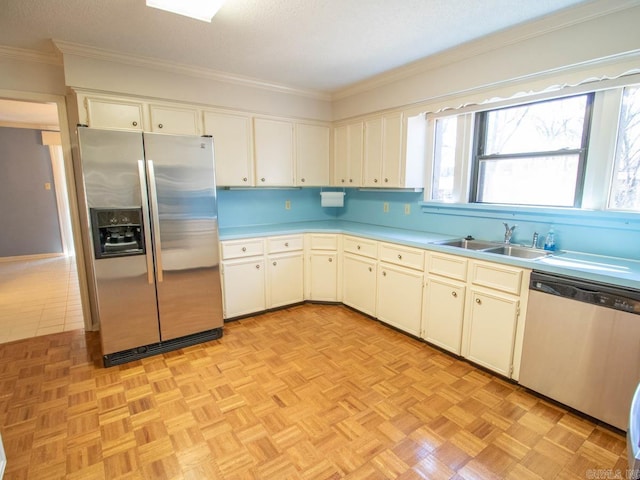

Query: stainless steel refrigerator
[77,127,223,366]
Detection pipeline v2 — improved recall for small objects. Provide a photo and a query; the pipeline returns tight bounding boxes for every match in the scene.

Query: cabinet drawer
[221,238,265,260]
[379,242,424,271]
[428,252,468,282]
[343,236,377,258]
[267,235,304,253]
[470,261,524,295]
[309,234,338,251]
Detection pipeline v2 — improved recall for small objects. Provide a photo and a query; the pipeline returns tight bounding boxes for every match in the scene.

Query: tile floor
[0,255,84,344]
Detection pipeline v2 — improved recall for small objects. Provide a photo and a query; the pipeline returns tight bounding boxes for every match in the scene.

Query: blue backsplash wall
[217,187,338,228]
[217,188,640,260]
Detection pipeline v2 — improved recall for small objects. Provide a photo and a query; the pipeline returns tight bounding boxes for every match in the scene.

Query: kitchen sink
[433,238,556,260]
[433,239,501,250]
[483,245,553,260]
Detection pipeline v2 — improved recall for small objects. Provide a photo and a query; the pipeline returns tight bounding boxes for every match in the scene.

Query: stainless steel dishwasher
[519,271,640,430]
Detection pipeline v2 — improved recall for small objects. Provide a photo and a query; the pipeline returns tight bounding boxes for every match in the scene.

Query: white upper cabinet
[362,111,426,188]
[333,121,363,187]
[364,112,403,187]
[203,111,254,186]
[85,97,145,131]
[149,104,200,135]
[295,123,330,186]
[254,118,295,186]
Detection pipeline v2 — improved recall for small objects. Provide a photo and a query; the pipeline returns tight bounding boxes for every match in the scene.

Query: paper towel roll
[320,191,345,207]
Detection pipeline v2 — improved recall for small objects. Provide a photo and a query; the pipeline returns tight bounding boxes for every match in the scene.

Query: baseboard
[0,252,64,263]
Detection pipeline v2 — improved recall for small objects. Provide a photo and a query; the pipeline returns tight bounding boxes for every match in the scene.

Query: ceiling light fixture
[146,0,227,22]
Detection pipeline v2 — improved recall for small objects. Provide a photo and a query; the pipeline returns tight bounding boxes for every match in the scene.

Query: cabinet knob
[384,178,389,183]
[301,178,305,183]
[242,247,246,252]
[256,264,261,269]
[132,121,138,127]
[158,123,163,129]
[452,291,457,298]
[341,179,345,183]
[272,261,277,266]
[349,179,353,183]
[368,267,372,272]
[382,271,387,276]
[261,178,266,182]
[284,242,289,247]
[476,298,482,305]
[357,245,361,250]
[328,258,333,263]
[243,177,248,182]
[374,179,378,183]
[397,254,402,260]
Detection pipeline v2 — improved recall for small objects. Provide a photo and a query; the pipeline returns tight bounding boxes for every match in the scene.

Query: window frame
[469,92,595,208]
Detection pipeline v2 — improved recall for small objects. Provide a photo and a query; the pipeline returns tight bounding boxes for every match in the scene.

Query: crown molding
[331,0,640,100]
[52,40,331,102]
[0,45,62,66]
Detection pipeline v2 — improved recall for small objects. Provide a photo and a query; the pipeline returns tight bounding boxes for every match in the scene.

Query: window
[471,94,594,207]
[609,85,640,210]
[431,116,457,201]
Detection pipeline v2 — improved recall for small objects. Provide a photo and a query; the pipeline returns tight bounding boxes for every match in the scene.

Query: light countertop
[219,220,640,290]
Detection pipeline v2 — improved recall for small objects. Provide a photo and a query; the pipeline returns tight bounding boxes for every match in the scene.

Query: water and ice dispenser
[90,208,145,259]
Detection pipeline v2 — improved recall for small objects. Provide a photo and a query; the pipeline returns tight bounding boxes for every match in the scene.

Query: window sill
[420,202,640,231]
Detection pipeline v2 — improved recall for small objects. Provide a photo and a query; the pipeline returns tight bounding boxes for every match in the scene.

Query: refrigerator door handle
[147,160,164,283]
[137,160,155,285]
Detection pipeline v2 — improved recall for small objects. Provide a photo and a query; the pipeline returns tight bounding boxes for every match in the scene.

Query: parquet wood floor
[0,304,630,479]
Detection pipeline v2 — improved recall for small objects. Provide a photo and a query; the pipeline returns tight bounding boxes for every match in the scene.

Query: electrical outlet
[404,204,411,215]
[383,202,389,213]
[285,200,291,210]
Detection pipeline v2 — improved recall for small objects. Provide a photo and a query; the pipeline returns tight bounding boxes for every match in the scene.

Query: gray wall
[0,127,62,257]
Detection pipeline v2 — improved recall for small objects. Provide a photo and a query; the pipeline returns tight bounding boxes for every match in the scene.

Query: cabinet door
[376,263,423,336]
[149,105,200,135]
[381,112,403,187]
[267,253,304,308]
[221,259,265,318]
[296,123,329,186]
[346,122,364,187]
[203,111,253,186]
[309,252,338,301]
[254,118,294,186]
[464,289,519,377]
[363,117,383,187]
[86,97,144,131]
[343,254,377,317]
[333,122,363,187]
[423,277,465,354]
[333,124,348,186]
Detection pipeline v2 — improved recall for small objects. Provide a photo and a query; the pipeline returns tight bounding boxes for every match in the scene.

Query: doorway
[0,97,84,343]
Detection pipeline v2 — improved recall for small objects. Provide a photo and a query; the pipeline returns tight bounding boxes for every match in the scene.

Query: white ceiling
[0,0,595,94]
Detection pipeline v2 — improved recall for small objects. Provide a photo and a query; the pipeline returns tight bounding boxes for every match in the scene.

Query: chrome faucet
[503,223,516,244]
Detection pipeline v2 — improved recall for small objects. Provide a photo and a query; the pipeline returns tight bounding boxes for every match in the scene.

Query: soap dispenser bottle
[543,228,556,251]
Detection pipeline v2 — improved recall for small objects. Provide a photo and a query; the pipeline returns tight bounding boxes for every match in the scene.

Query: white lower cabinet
[306,234,339,302]
[343,253,377,316]
[308,252,338,301]
[463,288,519,377]
[220,233,529,379]
[267,252,304,308]
[221,257,266,318]
[221,235,303,318]
[423,277,466,355]
[376,263,423,336]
